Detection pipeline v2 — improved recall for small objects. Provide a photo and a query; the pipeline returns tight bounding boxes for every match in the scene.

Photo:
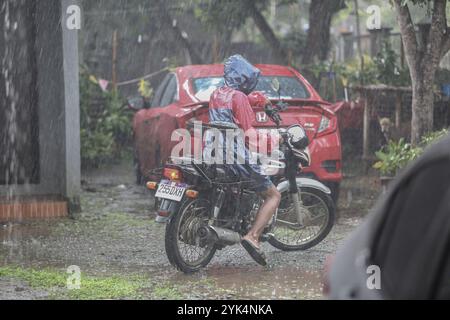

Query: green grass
[0,266,146,300]
[67,275,144,300]
[152,283,183,300]
[0,266,196,300]
[0,266,66,288]
[103,212,155,228]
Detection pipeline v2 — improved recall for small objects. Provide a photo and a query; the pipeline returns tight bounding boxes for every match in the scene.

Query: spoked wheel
[165,198,216,273]
[268,186,335,251]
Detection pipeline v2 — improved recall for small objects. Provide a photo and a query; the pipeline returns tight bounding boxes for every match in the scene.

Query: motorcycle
[146,99,335,273]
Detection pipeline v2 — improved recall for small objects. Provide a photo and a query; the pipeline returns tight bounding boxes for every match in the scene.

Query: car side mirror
[127,96,150,111]
[271,78,280,92]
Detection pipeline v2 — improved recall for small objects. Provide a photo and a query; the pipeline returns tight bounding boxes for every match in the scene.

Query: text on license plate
[155,180,186,201]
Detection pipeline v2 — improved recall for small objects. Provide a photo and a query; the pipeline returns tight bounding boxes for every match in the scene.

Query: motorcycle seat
[203,164,241,184]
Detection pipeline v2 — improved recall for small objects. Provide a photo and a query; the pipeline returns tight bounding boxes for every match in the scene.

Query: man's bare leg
[242,185,281,248]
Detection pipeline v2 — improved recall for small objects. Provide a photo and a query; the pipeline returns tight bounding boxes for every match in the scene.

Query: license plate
[155,180,186,201]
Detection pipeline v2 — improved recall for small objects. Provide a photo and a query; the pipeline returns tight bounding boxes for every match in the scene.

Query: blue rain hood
[224,54,261,94]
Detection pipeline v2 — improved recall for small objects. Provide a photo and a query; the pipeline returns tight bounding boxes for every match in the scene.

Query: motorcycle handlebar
[264,104,282,127]
[264,103,298,151]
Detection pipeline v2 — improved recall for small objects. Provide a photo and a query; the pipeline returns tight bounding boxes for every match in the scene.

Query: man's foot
[241,237,267,266]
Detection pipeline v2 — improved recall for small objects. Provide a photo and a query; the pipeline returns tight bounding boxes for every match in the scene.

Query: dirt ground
[0,161,381,300]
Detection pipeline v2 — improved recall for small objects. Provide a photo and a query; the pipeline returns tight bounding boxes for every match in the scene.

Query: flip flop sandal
[241,238,267,266]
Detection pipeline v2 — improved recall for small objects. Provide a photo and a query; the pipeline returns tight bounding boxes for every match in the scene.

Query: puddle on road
[0,222,52,241]
[1,218,327,300]
[0,222,57,267]
[168,264,324,299]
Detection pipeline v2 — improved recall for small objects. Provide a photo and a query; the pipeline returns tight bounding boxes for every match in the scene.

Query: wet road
[0,162,379,299]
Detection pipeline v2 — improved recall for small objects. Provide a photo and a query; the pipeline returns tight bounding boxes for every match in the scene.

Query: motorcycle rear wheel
[268,186,335,251]
[165,198,216,273]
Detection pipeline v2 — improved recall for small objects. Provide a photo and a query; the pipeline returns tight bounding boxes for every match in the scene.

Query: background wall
[0,0,81,212]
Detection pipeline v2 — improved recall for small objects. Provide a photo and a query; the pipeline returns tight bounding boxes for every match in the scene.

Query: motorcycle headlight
[287,125,309,149]
[292,147,310,167]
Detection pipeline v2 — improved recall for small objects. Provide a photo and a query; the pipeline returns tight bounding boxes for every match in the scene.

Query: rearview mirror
[271,78,282,99]
[271,78,280,93]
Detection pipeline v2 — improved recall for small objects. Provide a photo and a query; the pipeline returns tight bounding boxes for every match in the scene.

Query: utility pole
[354,0,370,163]
[354,0,364,86]
[112,30,118,92]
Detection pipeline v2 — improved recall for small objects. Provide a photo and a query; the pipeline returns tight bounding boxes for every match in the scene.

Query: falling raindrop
[2,0,20,197]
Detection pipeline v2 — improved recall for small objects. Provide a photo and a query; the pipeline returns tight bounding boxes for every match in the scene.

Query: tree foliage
[373,41,411,86]
[302,0,347,65]
[194,0,288,62]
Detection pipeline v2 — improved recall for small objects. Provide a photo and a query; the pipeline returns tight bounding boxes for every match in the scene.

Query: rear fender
[277,177,331,195]
[155,198,182,223]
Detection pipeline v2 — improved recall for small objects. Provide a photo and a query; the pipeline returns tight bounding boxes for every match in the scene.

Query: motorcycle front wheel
[268,186,335,251]
[165,198,216,273]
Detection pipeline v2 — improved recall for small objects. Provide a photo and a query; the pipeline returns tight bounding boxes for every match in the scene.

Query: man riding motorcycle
[206,54,281,265]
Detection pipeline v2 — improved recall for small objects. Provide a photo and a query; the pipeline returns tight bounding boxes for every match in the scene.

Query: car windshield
[193,76,310,101]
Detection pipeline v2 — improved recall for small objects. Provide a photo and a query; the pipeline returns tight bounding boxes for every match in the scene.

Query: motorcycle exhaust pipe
[200,225,241,245]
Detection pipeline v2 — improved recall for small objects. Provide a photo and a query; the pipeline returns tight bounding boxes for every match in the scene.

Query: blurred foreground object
[326,133,450,299]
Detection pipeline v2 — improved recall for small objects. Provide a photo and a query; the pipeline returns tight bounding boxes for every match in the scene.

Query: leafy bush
[313,41,411,97]
[340,55,379,86]
[373,41,411,87]
[303,56,380,101]
[373,129,449,176]
[373,139,421,176]
[420,128,449,146]
[335,43,411,88]
[79,67,132,168]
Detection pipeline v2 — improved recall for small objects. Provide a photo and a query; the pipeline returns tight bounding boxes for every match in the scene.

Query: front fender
[277,177,331,195]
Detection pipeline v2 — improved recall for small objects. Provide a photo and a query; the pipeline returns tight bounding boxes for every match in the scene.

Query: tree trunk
[247,2,288,64]
[411,75,435,144]
[302,0,346,65]
[410,54,440,144]
[393,0,450,145]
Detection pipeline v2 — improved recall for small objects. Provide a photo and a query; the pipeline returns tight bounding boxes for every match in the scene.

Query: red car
[130,64,343,201]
